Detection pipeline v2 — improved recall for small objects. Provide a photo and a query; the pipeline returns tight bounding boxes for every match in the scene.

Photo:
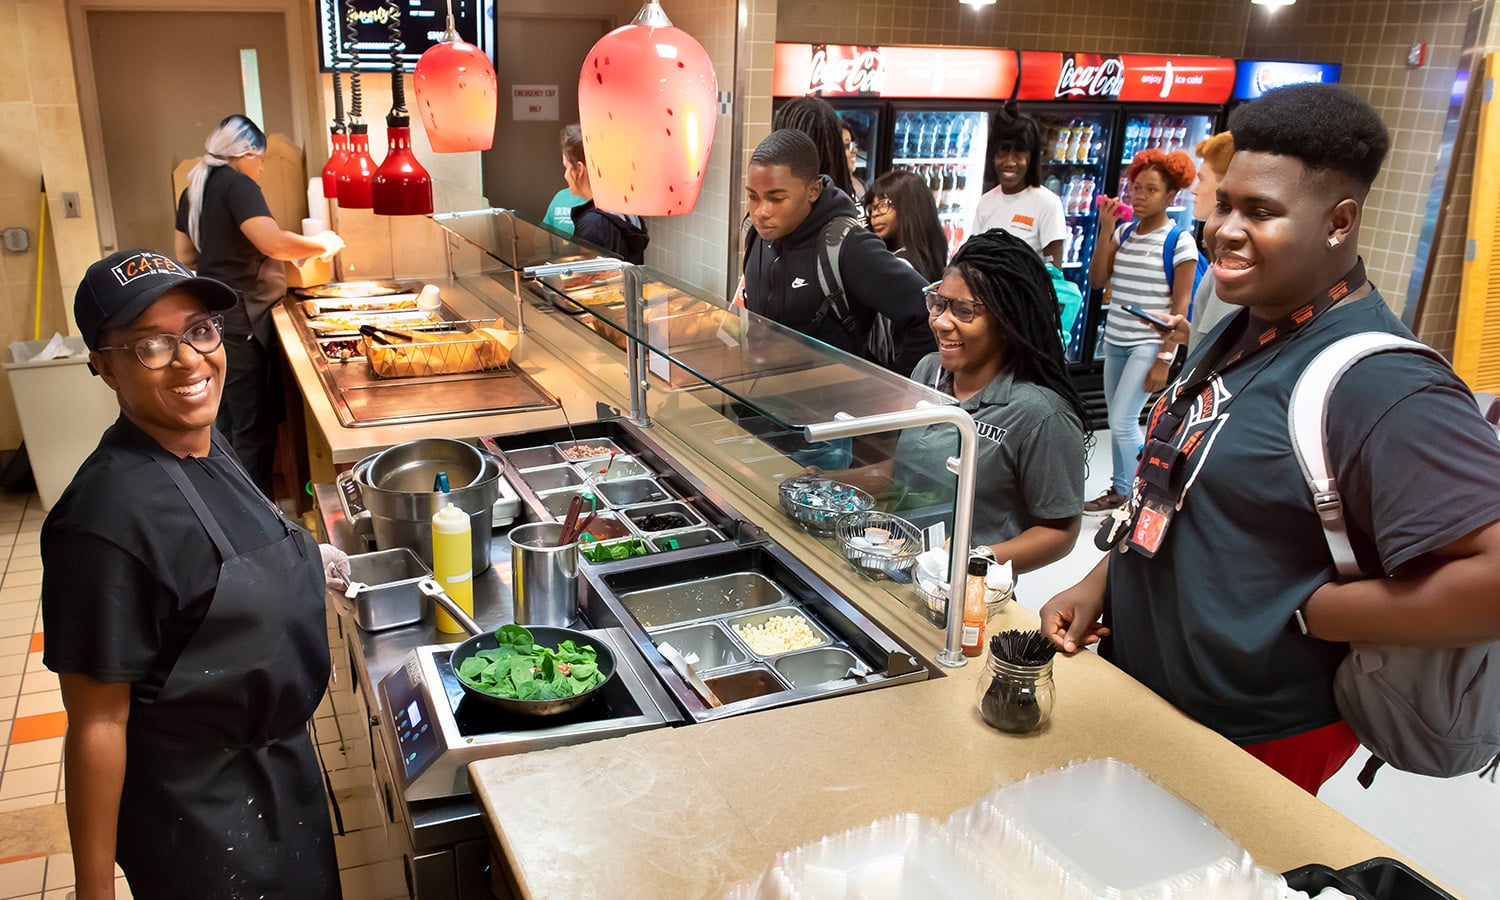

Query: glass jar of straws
[975,629,1057,735]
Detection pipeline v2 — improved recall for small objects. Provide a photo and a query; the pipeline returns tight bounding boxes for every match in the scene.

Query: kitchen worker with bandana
[41,250,350,900]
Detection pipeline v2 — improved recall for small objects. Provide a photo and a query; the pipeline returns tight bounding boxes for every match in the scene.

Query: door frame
[67,0,315,254]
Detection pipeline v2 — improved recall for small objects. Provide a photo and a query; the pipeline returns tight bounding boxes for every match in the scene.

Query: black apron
[115,449,341,900]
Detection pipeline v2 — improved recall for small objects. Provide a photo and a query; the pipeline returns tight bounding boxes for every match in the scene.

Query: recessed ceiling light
[1251,0,1296,7]
[961,0,998,8]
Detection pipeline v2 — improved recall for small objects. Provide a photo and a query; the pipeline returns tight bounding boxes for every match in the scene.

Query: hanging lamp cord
[344,2,362,123]
[326,0,344,130]
[386,1,406,120]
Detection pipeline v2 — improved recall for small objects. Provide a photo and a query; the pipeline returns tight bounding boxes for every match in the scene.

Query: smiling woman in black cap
[41,250,346,900]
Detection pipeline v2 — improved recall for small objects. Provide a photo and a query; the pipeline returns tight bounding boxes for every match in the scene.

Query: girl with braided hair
[828,228,1088,572]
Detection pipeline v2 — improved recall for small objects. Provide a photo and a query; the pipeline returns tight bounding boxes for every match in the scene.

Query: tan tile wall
[776,0,1247,56]
[639,0,741,298]
[0,0,105,451]
[1241,0,1474,319]
[735,0,780,278]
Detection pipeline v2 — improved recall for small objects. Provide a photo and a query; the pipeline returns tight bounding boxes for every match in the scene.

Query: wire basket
[361,318,517,378]
[836,511,923,578]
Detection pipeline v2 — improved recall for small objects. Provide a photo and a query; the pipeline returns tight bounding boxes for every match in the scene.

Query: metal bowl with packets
[777,475,875,535]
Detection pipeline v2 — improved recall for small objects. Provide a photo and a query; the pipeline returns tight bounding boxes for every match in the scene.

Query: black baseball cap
[74,249,237,350]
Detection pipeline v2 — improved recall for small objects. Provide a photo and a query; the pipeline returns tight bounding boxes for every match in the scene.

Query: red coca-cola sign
[803,44,885,96]
[1117,55,1236,103]
[773,43,1018,99]
[1018,52,1124,100]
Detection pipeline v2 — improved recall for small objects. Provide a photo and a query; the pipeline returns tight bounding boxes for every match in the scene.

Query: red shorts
[1243,721,1361,795]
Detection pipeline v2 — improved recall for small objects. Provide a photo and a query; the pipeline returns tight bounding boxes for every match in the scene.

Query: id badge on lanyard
[1103,260,1369,559]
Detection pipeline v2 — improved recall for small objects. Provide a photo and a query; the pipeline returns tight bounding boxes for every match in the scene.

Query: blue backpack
[1120,221,1207,315]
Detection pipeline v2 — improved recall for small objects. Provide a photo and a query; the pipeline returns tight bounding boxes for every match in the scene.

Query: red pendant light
[333,5,375,209]
[320,9,349,199]
[337,123,377,209]
[372,6,433,216]
[412,1,497,152]
[322,128,350,199]
[577,1,717,216]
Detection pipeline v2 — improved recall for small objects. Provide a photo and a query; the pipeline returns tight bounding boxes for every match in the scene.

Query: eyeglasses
[923,285,985,323]
[97,315,225,369]
[866,198,894,214]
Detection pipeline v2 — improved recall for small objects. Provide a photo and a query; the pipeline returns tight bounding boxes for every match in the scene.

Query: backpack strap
[810,215,861,333]
[1161,223,1183,292]
[1288,333,1448,582]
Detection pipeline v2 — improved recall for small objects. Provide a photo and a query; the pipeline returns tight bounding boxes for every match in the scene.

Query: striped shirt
[1102,223,1199,347]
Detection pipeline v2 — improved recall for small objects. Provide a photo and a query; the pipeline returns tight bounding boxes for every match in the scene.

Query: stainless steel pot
[337,440,501,574]
[368,438,485,493]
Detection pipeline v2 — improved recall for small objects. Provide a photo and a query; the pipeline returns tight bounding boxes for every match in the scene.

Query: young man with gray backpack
[739,129,934,375]
[1039,84,1500,795]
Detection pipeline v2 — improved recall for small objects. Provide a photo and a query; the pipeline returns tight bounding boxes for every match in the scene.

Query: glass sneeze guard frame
[431,207,974,636]
[429,207,956,431]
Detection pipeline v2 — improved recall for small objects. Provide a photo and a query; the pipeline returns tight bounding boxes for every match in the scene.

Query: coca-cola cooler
[773,43,1021,260]
[1014,52,1237,412]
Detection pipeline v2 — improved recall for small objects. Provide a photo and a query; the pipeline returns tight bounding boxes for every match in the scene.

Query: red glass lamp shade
[337,124,377,209]
[577,2,717,216]
[373,122,434,216]
[321,130,351,199]
[413,38,497,152]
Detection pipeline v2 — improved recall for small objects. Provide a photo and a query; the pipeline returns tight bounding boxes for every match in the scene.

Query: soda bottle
[1055,125,1072,162]
[896,116,912,159]
[1075,123,1094,163]
[1124,120,1140,159]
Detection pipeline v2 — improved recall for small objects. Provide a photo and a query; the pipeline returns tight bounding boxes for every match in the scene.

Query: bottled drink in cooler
[1043,174,1062,197]
[1055,125,1072,162]
[895,117,912,159]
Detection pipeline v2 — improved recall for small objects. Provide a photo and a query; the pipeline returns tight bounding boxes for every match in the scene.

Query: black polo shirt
[41,417,286,701]
[175,166,283,338]
[1102,292,1500,744]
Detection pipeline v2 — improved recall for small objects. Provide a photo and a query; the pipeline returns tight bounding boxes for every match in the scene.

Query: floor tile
[3,557,40,574]
[0,764,58,800]
[10,712,66,743]
[0,571,41,589]
[0,793,52,813]
[0,853,46,898]
[26,634,42,655]
[0,617,34,639]
[24,654,48,675]
[42,853,73,889]
[14,693,62,719]
[5,735,62,769]
[0,636,30,659]
[0,655,24,677]
[0,672,20,699]
[20,670,57,696]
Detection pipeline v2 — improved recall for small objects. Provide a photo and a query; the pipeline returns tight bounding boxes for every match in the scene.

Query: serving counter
[284,211,1418,899]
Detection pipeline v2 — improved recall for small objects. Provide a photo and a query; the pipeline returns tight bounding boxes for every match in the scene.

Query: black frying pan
[418,580,615,716]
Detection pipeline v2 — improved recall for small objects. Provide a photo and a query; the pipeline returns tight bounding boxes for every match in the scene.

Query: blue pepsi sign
[1233,61,1342,100]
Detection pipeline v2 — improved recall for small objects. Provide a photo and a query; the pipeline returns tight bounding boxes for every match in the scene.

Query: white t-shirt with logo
[970,185,1068,258]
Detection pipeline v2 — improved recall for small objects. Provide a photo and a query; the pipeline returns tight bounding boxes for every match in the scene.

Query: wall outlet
[62,192,81,218]
[717,91,733,117]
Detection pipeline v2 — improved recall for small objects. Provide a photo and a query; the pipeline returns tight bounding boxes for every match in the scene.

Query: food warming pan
[419,580,616,717]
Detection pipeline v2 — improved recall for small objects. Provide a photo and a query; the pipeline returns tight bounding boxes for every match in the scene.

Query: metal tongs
[657,641,723,707]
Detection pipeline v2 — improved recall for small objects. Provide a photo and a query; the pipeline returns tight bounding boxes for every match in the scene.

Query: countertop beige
[469,601,1402,899]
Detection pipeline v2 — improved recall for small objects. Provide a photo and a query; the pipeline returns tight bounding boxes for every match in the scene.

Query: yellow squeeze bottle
[431,503,473,633]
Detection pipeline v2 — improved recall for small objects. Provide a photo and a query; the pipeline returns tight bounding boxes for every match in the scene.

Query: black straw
[989,629,1057,667]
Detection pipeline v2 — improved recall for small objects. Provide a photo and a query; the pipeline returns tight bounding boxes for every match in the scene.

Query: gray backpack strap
[1288,332,1445,580]
[810,215,860,331]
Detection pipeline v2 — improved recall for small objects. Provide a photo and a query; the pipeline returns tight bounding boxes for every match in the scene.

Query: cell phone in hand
[1119,305,1173,329]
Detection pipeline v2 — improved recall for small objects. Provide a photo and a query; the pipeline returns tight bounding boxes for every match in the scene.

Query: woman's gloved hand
[319,543,355,617]
[313,231,345,261]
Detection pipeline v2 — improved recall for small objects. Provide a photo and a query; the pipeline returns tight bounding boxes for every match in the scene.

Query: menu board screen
[317,0,493,72]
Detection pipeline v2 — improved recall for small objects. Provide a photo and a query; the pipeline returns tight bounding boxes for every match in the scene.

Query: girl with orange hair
[1084,149,1199,514]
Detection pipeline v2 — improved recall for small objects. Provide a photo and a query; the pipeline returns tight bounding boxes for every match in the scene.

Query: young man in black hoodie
[742,129,934,374]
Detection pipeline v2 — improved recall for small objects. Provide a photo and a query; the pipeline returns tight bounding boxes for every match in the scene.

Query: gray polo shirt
[893,354,1085,547]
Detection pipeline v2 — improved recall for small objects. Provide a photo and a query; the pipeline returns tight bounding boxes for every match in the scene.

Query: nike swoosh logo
[791,277,809,288]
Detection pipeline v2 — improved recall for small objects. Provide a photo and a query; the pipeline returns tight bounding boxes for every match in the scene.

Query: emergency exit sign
[512,85,559,121]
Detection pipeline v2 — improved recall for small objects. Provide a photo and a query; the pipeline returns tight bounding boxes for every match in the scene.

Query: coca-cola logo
[1055,55,1124,99]
[807,45,885,96]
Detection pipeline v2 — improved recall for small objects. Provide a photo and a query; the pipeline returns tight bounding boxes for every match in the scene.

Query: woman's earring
[1327,236,1340,248]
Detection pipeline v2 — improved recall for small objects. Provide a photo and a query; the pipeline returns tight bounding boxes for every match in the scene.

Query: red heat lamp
[412,2,497,152]
[337,122,378,209]
[321,128,350,199]
[372,7,433,216]
[577,1,717,216]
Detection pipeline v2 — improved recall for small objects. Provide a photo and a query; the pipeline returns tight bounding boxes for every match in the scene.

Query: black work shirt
[1102,292,1500,744]
[175,166,283,338]
[41,417,287,702]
